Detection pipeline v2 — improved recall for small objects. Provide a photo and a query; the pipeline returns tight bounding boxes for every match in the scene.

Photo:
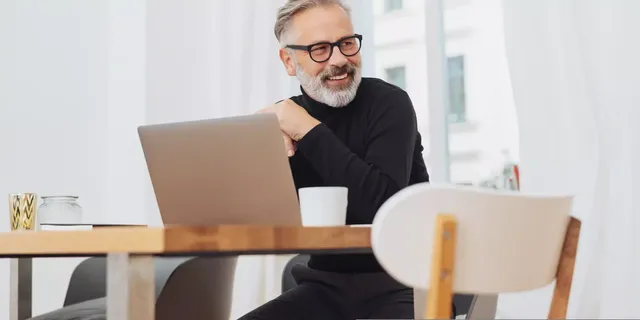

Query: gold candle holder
[8,193,38,231]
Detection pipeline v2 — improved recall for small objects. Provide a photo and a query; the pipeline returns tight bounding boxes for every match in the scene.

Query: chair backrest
[371,183,575,295]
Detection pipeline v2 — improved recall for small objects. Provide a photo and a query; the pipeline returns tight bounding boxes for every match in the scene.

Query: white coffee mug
[298,186,348,226]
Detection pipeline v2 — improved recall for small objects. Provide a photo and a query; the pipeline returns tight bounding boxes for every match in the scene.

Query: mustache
[320,64,357,80]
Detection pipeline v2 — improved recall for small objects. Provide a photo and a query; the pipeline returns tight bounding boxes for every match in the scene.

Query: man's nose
[328,45,348,66]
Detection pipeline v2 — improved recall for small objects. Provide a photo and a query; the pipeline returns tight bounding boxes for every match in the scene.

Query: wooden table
[0,225,371,320]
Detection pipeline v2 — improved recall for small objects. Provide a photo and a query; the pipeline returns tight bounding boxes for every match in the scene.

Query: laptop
[137,113,302,226]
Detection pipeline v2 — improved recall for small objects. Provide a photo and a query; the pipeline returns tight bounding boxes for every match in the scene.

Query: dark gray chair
[31,256,238,320]
[280,254,476,318]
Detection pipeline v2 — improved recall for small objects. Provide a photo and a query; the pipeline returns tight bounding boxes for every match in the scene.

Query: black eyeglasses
[285,34,363,63]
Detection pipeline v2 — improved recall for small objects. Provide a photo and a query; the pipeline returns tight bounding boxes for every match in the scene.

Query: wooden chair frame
[425,215,581,320]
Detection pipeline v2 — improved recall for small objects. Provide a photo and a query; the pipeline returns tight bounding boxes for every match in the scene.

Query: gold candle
[8,193,38,231]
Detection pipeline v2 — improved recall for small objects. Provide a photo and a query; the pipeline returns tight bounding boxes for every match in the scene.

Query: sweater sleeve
[295,90,418,223]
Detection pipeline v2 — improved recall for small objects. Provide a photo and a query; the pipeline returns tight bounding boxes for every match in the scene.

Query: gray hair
[274,0,351,46]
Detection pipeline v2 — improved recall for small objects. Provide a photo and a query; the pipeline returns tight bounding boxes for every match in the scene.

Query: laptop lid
[138,113,301,226]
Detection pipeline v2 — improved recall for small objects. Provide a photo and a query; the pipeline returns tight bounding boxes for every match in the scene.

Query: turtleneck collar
[299,86,360,120]
[301,86,333,115]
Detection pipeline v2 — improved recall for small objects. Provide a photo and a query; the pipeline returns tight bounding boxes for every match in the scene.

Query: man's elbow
[377,177,406,205]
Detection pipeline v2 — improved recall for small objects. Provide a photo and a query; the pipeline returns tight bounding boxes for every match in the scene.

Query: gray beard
[295,64,362,108]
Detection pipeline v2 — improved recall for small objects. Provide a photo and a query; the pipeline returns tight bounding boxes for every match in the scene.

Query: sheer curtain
[499,0,640,318]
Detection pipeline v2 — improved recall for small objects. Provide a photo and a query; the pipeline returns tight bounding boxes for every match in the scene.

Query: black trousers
[238,264,415,320]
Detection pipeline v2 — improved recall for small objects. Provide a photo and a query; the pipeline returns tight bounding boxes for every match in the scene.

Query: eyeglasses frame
[285,34,363,63]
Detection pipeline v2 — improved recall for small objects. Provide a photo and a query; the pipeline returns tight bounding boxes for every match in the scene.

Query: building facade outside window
[385,66,407,90]
[384,0,403,12]
[372,0,519,185]
[447,55,466,124]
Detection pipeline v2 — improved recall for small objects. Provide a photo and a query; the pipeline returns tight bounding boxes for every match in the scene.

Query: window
[384,0,403,13]
[447,55,466,123]
[385,66,406,90]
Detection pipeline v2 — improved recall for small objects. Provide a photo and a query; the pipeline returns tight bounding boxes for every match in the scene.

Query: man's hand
[281,131,296,157]
[258,99,321,141]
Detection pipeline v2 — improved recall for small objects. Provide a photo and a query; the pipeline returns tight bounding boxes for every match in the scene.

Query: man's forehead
[289,5,353,44]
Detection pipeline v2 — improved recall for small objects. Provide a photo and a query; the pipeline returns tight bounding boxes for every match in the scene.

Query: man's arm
[295,90,418,223]
[410,132,430,185]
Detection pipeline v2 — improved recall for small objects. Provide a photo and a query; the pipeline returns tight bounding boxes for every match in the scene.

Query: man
[240,0,430,319]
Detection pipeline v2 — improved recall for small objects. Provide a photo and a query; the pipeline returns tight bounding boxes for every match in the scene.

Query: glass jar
[38,195,83,225]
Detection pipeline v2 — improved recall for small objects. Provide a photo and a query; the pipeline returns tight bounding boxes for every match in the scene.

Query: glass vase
[38,195,83,225]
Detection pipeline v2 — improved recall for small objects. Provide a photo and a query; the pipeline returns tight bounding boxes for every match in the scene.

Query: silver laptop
[138,113,302,226]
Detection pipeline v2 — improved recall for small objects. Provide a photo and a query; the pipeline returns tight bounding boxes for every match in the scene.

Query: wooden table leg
[9,258,32,320]
[107,253,155,320]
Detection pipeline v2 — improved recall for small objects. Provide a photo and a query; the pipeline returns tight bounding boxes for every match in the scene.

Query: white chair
[371,183,580,319]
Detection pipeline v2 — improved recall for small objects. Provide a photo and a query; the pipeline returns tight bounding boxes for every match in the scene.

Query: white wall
[0,1,147,318]
[0,0,375,318]
[0,0,230,315]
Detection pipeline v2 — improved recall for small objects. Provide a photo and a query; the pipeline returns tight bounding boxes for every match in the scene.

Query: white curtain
[499,0,640,318]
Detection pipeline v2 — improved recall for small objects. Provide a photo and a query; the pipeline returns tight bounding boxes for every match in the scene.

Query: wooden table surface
[0,225,372,257]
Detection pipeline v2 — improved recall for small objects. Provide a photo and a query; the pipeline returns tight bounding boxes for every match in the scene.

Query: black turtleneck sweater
[289,77,430,273]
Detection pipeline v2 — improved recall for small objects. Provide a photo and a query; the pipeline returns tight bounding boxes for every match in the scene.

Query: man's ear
[279,48,297,76]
